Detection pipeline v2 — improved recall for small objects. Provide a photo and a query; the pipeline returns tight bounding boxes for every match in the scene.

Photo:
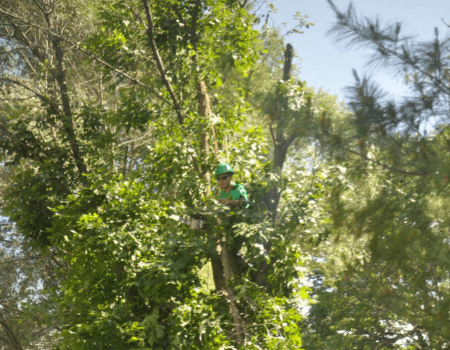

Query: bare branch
[30,0,50,16]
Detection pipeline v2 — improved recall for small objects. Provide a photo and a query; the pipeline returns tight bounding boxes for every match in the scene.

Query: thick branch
[282,43,293,81]
[257,43,298,287]
[0,318,23,350]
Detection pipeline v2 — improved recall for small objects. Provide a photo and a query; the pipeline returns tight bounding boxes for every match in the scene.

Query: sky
[268,0,450,103]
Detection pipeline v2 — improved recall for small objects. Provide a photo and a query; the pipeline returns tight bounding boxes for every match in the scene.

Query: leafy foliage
[0,0,324,348]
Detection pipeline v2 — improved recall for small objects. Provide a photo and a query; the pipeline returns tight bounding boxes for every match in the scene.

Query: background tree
[299,2,450,348]
[0,220,60,350]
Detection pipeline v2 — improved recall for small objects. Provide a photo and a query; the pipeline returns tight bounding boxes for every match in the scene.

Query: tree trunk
[220,237,246,346]
[197,78,246,345]
[256,43,297,288]
[49,16,87,176]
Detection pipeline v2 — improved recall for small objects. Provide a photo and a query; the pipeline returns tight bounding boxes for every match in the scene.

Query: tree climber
[215,163,249,208]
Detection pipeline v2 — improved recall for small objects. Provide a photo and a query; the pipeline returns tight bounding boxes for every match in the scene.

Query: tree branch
[269,123,276,144]
[338,144,429,176]
[273,108,429,177]
[220,238,246,346]
[0,255,42,265]
[0,76,59,114]
[123,3,147,29]
[0,5,171,105]
[141,0,184,126]
[171,4,191,37]
[327,1,450,97]
[239,0,248,8]
[190,0,201,52]
[0,317,23,350]
[0,119,45,164]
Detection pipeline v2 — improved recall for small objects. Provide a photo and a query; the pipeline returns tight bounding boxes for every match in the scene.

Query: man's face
[217,174,232,190]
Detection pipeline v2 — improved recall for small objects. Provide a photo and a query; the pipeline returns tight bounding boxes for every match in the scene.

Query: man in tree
[216,163,249,208]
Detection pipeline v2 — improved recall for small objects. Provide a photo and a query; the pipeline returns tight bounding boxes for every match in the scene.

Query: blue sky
[268,0,450,103]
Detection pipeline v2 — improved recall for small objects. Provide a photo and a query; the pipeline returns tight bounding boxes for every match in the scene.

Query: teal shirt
[220,182,248,208]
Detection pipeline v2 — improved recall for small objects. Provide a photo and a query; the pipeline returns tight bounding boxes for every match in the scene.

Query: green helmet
[215,163,234,176]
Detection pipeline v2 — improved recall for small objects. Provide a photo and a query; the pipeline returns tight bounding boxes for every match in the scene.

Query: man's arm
[219,196,247,208]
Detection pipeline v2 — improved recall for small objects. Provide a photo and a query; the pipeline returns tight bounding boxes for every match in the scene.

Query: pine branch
[338,144,428,176]
[0,255,42,265]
